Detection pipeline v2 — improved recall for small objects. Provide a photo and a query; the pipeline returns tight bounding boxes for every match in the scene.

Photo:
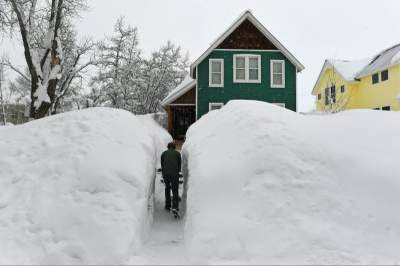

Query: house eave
[355,62,400,79]
[161,80,196,107]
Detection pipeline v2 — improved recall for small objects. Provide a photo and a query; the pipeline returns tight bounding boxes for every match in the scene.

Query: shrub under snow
[182,100,400,265]
[0,108,171,264]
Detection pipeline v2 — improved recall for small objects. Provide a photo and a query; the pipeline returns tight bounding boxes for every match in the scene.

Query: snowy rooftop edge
[161,76,195,106]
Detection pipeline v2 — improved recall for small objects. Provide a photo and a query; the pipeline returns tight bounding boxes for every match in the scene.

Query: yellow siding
[351,64,400,110]
[314,68,355,112]
[314,64,400,111]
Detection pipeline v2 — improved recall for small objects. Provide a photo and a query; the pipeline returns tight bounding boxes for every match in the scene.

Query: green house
[162,10,305,140]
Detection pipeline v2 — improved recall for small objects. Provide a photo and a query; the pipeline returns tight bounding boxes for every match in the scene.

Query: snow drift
[0,108,171,264]
[182,100,400,265]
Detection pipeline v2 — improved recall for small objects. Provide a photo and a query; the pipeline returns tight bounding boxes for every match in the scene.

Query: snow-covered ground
[182,100,400,265]
[0,108,171,264]
[2,101,400,265]
[128,171,187,265]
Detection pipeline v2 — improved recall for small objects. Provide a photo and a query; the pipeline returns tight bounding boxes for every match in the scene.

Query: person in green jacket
[161,142,182,213]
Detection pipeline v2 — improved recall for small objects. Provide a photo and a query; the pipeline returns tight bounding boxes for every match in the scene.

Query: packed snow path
[129,172,187,265]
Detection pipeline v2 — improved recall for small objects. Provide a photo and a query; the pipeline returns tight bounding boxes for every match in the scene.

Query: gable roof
[311,58,371,95]
[189,10,305,77]
[312,42,400,95]
[161,75,195,107]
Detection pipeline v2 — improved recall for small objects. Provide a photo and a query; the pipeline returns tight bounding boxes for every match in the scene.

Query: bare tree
[90,17,142,111]
[322,67,352,113]
[0,0,87,119]
[51,37,96,114]
[0,63,6,124]
[89,18,188,115]
[135,41,188,114]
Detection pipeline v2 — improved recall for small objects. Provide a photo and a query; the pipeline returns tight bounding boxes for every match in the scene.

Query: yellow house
[312,43,400,112]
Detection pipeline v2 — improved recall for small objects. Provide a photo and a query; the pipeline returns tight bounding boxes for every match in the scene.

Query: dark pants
[163,176,179,210]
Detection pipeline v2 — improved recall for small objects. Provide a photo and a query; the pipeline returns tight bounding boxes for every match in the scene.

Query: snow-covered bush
[0,108,171,264]
[182,100,400,265]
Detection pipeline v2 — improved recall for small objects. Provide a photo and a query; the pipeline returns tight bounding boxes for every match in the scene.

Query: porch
[161,77,197,140]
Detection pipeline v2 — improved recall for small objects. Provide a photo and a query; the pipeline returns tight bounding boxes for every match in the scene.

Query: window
[318,93,321,100]
[273,103,286,108]
[271,60,285,88]
[340,85,345,93]
[330,85,336,103]
[372,73,379,84]
[209,59,224,87]
[325,88,330,105]
[233,55,261,83]
[374,106,391,111]
[209,103,224,112]
[381,70,389,82]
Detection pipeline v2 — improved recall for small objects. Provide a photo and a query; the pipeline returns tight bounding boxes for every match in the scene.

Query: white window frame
[233,54,261,83]
[270,60,286,88]
[209,102,224,112]
[272,103,286,108]
[209,59,224,87]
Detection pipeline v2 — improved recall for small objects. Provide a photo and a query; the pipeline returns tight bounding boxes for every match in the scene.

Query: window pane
[372,73,379,84]
[212,73,222,84]
[249,57,259,69]
[211,61,221,73]
[330,86,336,103]
[325,88,330,105]
[273,62,283,73]
[236,57,245,68]
[236,69,245,80]
[249,69,258,80]
[211,105,222,111]
[381,70,389,81]
[273,74,283,85]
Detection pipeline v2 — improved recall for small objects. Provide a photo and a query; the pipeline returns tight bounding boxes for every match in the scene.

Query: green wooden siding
[196,50,297,118]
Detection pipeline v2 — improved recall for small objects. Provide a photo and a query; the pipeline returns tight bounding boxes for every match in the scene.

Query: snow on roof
[392,50,400,64]
[312,42,400,95]
[161,75,195,107]
[327,58,371,81]
[356,43,400,78]
[190,10,305,77]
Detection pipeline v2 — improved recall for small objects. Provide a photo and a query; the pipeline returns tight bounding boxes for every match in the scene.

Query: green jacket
[161,148,181,177]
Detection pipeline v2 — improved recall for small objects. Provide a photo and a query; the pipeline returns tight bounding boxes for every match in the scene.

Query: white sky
[2,0,400,112]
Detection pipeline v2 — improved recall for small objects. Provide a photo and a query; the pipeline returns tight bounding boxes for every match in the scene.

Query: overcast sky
[2,0,400,111]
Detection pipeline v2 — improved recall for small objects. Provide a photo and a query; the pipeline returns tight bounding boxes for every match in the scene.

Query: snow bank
[182,100,400,265]
[0,108,171,264]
